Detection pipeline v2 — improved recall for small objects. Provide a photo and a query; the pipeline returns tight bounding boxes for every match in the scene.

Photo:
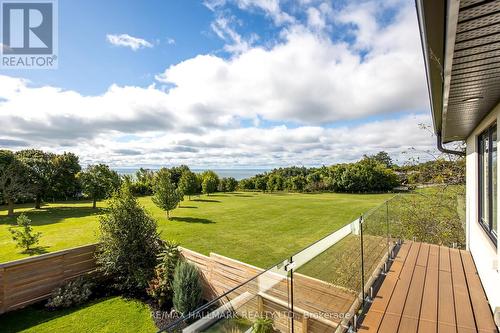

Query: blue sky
[5,1,220,93]
[0,0,434,168]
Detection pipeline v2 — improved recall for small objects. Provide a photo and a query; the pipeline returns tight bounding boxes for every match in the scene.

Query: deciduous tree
[0,150,32,216]
[225,177,238,192]
[51,152,81,200]
[15,149,55,209]
[201,170,219,196]
[152,169,182,219]
[77,164,120,208]
[178,170,199,200]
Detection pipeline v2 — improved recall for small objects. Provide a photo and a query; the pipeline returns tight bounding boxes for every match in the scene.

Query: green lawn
[0,296,156,333]
[297,234,388,291]
[0,192,393,267]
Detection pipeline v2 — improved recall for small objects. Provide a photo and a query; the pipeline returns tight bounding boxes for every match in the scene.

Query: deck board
[398,243,429,333]
[418,244,440,333]
[449,249,476,333]
[377,242,421,333]
[460,252,498,333]
[359,241,498,333]
[359,242,412,332]
[438,247,457,332]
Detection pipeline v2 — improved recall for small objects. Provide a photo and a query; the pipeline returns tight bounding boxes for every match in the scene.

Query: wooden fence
[0,245,357,333]
[0,244,96,314]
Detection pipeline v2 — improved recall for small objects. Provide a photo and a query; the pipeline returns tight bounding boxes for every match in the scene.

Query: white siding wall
[466,103,500,313]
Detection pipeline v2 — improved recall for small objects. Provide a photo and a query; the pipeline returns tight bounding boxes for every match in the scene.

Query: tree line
[1,148,465,218]
[238,151,465,193]
[239,152,400,193]
[0,149,237,217]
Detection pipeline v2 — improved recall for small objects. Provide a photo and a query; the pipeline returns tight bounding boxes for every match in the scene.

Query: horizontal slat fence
[0,244,97,314]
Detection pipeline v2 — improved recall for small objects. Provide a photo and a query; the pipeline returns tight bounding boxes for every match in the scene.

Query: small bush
[147,241,181,308]
[172,261,202,314]
[46,276,94,309]
[9,214,41,252]
[252,317,275,333]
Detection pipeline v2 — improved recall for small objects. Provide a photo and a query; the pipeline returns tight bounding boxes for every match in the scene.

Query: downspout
[437,132,465,156]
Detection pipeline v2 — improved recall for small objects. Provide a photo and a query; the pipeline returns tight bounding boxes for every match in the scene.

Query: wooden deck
[359,241,498,333]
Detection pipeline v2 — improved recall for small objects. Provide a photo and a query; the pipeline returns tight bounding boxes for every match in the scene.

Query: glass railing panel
[361,201,392,300]
[386,188,466,248]
[162,258,292,333]
[165,188,472,333]
[291,219,361,332]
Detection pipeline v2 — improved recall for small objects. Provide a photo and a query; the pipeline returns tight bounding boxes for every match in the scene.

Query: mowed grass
[0,201,105,263]
[297,234,388,291]
[0,296,156,333]
[0,192,393,267]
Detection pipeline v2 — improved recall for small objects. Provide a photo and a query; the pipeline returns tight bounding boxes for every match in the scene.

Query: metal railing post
[359,215,365,308]
[386,200,390,259]
[289,256,294,333]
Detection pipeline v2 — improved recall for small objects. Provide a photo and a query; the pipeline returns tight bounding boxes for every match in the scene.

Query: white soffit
[443,0,500,142]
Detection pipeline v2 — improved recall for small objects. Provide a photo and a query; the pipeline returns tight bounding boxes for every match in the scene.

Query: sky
[0,0,436,168]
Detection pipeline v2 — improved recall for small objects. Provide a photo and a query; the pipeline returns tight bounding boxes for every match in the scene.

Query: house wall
[465,102,500,313]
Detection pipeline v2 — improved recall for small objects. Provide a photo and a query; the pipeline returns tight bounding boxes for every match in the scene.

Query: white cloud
[210,16,258,53]
[157,5,427,125]
[0,1,432,167]
[204,0,294,25]
[167,38,176,45]
[0,74,433,167]
[106,34,153,51]
[306,7,326,30]
[68,113,436,168]
[234,0,295,25]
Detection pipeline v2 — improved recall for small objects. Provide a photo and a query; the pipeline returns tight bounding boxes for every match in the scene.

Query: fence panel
[0,244,97,314]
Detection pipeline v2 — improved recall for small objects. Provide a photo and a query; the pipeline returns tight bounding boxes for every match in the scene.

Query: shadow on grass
[192,199,220,203]
[0,207,105,226]
[232,194,253,197]
[178,206,198,209]
[22,246,50,256]
[170,217,215,224]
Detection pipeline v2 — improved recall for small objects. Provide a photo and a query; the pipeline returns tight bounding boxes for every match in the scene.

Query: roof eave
[416,0,446,138]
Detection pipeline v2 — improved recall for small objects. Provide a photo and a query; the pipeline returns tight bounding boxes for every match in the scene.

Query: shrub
[172,261,202,314]
[46,276,93,309]
[252,317,275,333]
[9,214,41,252]
[96,185,162,293]
[147,241,181,308]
